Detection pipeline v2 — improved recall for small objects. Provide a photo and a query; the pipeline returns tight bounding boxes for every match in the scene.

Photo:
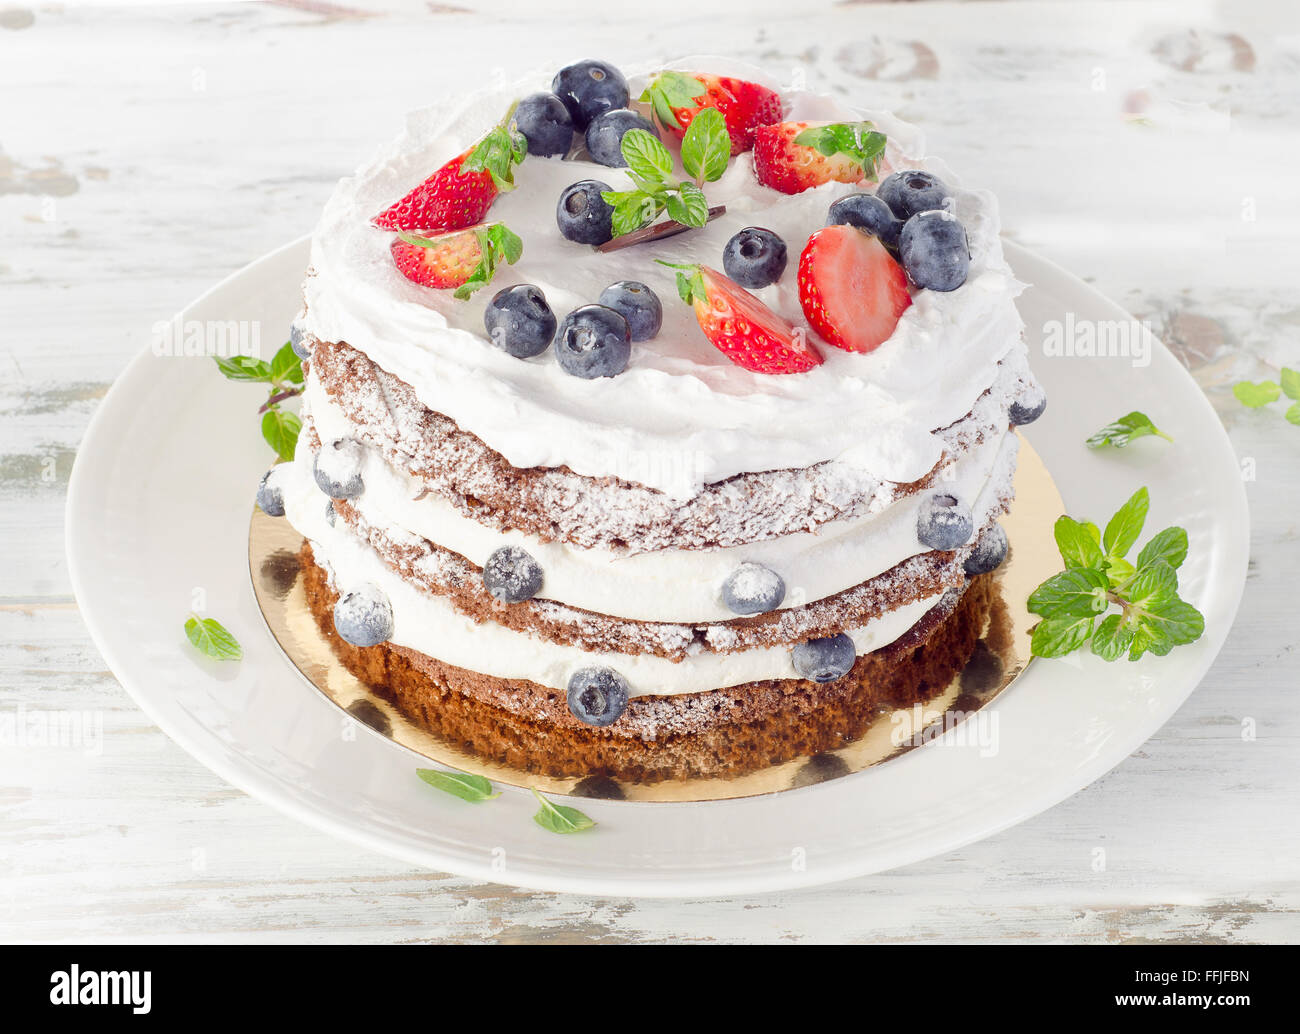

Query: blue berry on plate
[1009,381,1047,426]
[877,169,952,220]
[567,667,630,727]
[484,284,557,358]
[552,59,629,130]
[324,500,336,527]
[313,438,364,500]
[513,92,574,157]
[899,210,970,292]
[554,304,631,379]
[827,193,902,250]
[722,226,788,289]
[965,522,1009,575]
[289,321,310,360]
[333,583,394,648]
[483,545,544,603]
[255,469,284,517]
[556,179,615,245]
[793,633,856,683]
[585,108,658,167]
[598,280,662,341]
[917,492,975,550]
[721,562,786,615]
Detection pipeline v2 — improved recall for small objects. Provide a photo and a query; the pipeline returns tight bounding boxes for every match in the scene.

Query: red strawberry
[797,225,911,354]
[390,223,523,300]
[754,120,888,195]
[641,71,782,155]
[669,264,822,375]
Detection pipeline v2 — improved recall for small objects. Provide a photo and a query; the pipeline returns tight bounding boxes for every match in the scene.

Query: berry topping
[722,226,788,289]
[484,284,557,358]
[482,545,545,603]
[917,493,975,550]
[721,562,787,615]
[554,304,632,379]
[797,225,911,354]
[754,120,887,195]
[792,633,856,683]
[289,321,310,361]
[899,209,970,292]
[877,169,951,221]
[324,500,336,527]
[552,60,629,130]
[585,108,659,168]
[333,583,394,648]
[640,71,782,155]
[566,667,630,727]
[1009,381,1048,426]
[965,523,1009,576]
[313,437,364,500]
[598,280,662,341]
[391,223,523,300]
[255,469,285,517]
[827,193,902,250]
[512,92,574,157]
[556,179,616,245]
[667,263,823,375]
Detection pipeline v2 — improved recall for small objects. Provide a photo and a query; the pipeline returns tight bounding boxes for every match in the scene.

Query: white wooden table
[4,0,1298,942]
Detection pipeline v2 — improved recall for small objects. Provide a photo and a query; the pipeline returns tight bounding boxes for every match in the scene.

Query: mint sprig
[793,121,887,181]
[464,101,528,191]
[417,768,500,803]
[214,340,304,461]
[1028,487,1204,662]
[398,223,523,300]
[531,789,596,834]
[638,71,709,131]
[1086,410,1172,449]
[1233,367,1300,425]
[184,613,242,661]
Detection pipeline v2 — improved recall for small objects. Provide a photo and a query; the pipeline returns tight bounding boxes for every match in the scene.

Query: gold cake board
[249,434,1063,803]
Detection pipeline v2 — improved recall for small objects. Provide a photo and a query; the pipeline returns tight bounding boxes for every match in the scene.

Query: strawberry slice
[754,120,888,195]
[391,223,523,300]
[373,111,527,232]
[641,71,782,155]
[797,225,911,354]
[665,263,822,375]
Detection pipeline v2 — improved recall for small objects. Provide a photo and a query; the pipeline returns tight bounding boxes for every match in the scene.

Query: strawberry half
[373,112,527,232]
[754,120,887,195]
[797,225,911,354]
[641,71,782,155]
[666,263,822,375]
[391,223,523,300]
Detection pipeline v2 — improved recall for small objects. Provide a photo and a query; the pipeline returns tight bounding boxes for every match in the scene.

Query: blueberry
[584,108,658,167]
[793,633,856,683]
[965,522,1009,575]
[324,500,336,527]
[255,469,284,517]
[289,321,310,360]
[313,438,364,500]
[552,59,629,130]
[598,280,662,341]
[1009,381,1047,426]
[917,492,975,550]
[482,545,544,603]
[899,210,970,292]
[566,667,630,727]
[827,193,902,250]
[333,583,394,648]
[484,284,557,358]
[877,169,952,220]
[556,179,615,245]
[513,91,574,158]
[554,304,631,379]
[721,562,786,615]
[722,227,788,289]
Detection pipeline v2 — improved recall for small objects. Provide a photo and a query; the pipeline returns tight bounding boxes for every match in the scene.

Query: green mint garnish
[1028,487,1204,662]
[464,101,528,191]
[416,768,500,803]
[638,71,709,131]
[261,408,302,462]
[184,613,242,661]
[792,121,887,181]
[456,223,523,300]
[531,789,596,834]
[678,107,730,184]
[1086,410,1172,449]
[214,339,304,461]
[1232,367,1300,428]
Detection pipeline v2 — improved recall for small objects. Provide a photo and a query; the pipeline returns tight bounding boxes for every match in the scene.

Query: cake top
[302,56,1025,499]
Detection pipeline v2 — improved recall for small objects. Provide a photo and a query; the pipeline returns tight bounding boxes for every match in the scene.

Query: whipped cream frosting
[301,57,1026,499]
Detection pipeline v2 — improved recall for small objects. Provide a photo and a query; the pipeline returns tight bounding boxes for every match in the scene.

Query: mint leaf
[620,128,673,183]
[185,614,242,660]
[609,193,658,237]
[1281,367,1300,401]
[1030,614,1096,658]
[531,789,595,834]
[269,341,303,386]
[1288,402,1300,426]
[1144,597,1205,648]
[463,110,528,192]
[1136,526,1189,571]
[640,71,708,131]
[680,107,730,183]
[453,223,523,300]
[1054,515,1105,570]
[1125,559,1178,609]
[1090,614,1134,661]
[1233,380,1281,408]
[262,407,301,462]
[1027,568,1110,618]
[214,355,272,382]
[417,768,499,803]
[1103,487,1149,559]
[665,182,709,227]
[1102,556,1135,588]
[793,121,887,180]
[1086,410,1172,449]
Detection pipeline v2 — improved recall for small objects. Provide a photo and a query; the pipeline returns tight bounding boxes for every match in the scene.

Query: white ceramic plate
[66,238,1249,896]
